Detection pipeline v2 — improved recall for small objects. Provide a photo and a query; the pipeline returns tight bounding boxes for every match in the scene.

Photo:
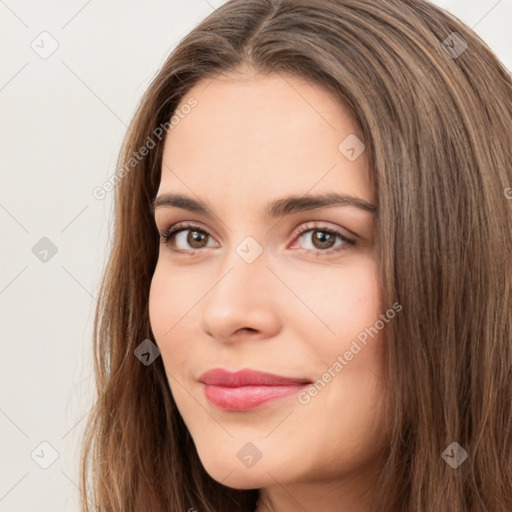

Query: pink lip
[198,368,312,411]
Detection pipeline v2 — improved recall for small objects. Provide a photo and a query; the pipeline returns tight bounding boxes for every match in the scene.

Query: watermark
[237,442,263,468]
[236,235,264,263]
[31,31,59,60]
[298,301,402,405]
[134,338,161,366]
[441,441,468,469]
[92,96,198,200]
[338,133,365,161]
[441,32,468,59]
[32,236,58,263]
[504,187,512,200]
[31,441,59,469]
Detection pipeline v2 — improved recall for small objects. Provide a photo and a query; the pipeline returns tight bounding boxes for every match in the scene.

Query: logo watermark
[298,301,402,405]
[92,97,198,200]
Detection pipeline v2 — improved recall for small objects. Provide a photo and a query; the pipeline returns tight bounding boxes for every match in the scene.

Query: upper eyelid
[154,204,370,239]
[159,221,355,245]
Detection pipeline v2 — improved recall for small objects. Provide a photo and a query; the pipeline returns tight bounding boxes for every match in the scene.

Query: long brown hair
[80,0,512,510]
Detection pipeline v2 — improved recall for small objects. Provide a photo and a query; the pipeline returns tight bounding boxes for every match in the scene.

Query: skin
[149,68,391,512]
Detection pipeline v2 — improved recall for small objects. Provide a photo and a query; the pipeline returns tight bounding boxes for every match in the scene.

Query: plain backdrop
[0,0,510,510]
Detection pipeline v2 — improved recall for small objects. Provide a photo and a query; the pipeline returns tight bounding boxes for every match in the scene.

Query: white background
[0,0,510,510]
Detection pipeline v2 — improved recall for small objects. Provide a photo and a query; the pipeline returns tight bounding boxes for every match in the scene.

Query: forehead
[159,72,373,206]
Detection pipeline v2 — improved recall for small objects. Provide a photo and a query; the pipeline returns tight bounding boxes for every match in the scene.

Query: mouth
[198,368,313,411]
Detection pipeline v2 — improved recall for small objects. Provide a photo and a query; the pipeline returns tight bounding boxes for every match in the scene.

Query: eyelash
[158,221,355,256]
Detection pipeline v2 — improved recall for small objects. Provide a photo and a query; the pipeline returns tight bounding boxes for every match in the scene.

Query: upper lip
[198,368,312,387]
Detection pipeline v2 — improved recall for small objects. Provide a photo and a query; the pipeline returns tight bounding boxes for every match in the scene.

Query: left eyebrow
[152,192,377,217]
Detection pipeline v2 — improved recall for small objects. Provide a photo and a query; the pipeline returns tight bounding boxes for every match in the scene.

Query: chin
[195,447,284,490]
[201,460,270,489]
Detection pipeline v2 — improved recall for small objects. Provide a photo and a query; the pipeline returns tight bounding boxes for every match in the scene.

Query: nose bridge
[211,233,270,301]
[199,232,280,340]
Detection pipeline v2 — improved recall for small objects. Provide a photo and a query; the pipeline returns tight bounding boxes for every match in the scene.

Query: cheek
[289,257,387,415]
[148,261,199,339]
[148,264,186,369]
[148,261,208,382]
[148,264,169,339]
[335,272,382,342]
[283,255,382,343]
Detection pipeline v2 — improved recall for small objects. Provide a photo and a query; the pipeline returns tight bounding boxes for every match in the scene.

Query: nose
[199,245,281,344]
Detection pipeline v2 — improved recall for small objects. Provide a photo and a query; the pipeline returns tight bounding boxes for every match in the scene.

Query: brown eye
[184,229,209,249]
[293,224,355,254]
[160,223,219,252]
[159,221,355,256]
[308,230,337,250]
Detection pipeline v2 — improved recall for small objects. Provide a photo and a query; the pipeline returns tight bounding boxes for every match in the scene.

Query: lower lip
[202,383,309,411]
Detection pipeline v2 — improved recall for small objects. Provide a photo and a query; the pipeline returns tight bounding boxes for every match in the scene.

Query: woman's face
[149,70,390,504]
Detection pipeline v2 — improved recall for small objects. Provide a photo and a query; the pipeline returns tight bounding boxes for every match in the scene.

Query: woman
[80,0,512,511]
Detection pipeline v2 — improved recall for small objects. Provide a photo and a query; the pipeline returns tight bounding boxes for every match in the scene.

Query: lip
[198,368,312,411]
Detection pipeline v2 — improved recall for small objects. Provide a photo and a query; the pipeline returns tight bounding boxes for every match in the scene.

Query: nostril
[239,327,257,334]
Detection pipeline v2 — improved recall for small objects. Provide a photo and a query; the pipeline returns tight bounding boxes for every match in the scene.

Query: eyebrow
[152,192,377,218]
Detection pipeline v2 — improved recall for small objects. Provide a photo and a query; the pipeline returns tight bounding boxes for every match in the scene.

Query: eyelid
[158,220,356,254]
[159,221,220,253]
[292,220,356,241]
